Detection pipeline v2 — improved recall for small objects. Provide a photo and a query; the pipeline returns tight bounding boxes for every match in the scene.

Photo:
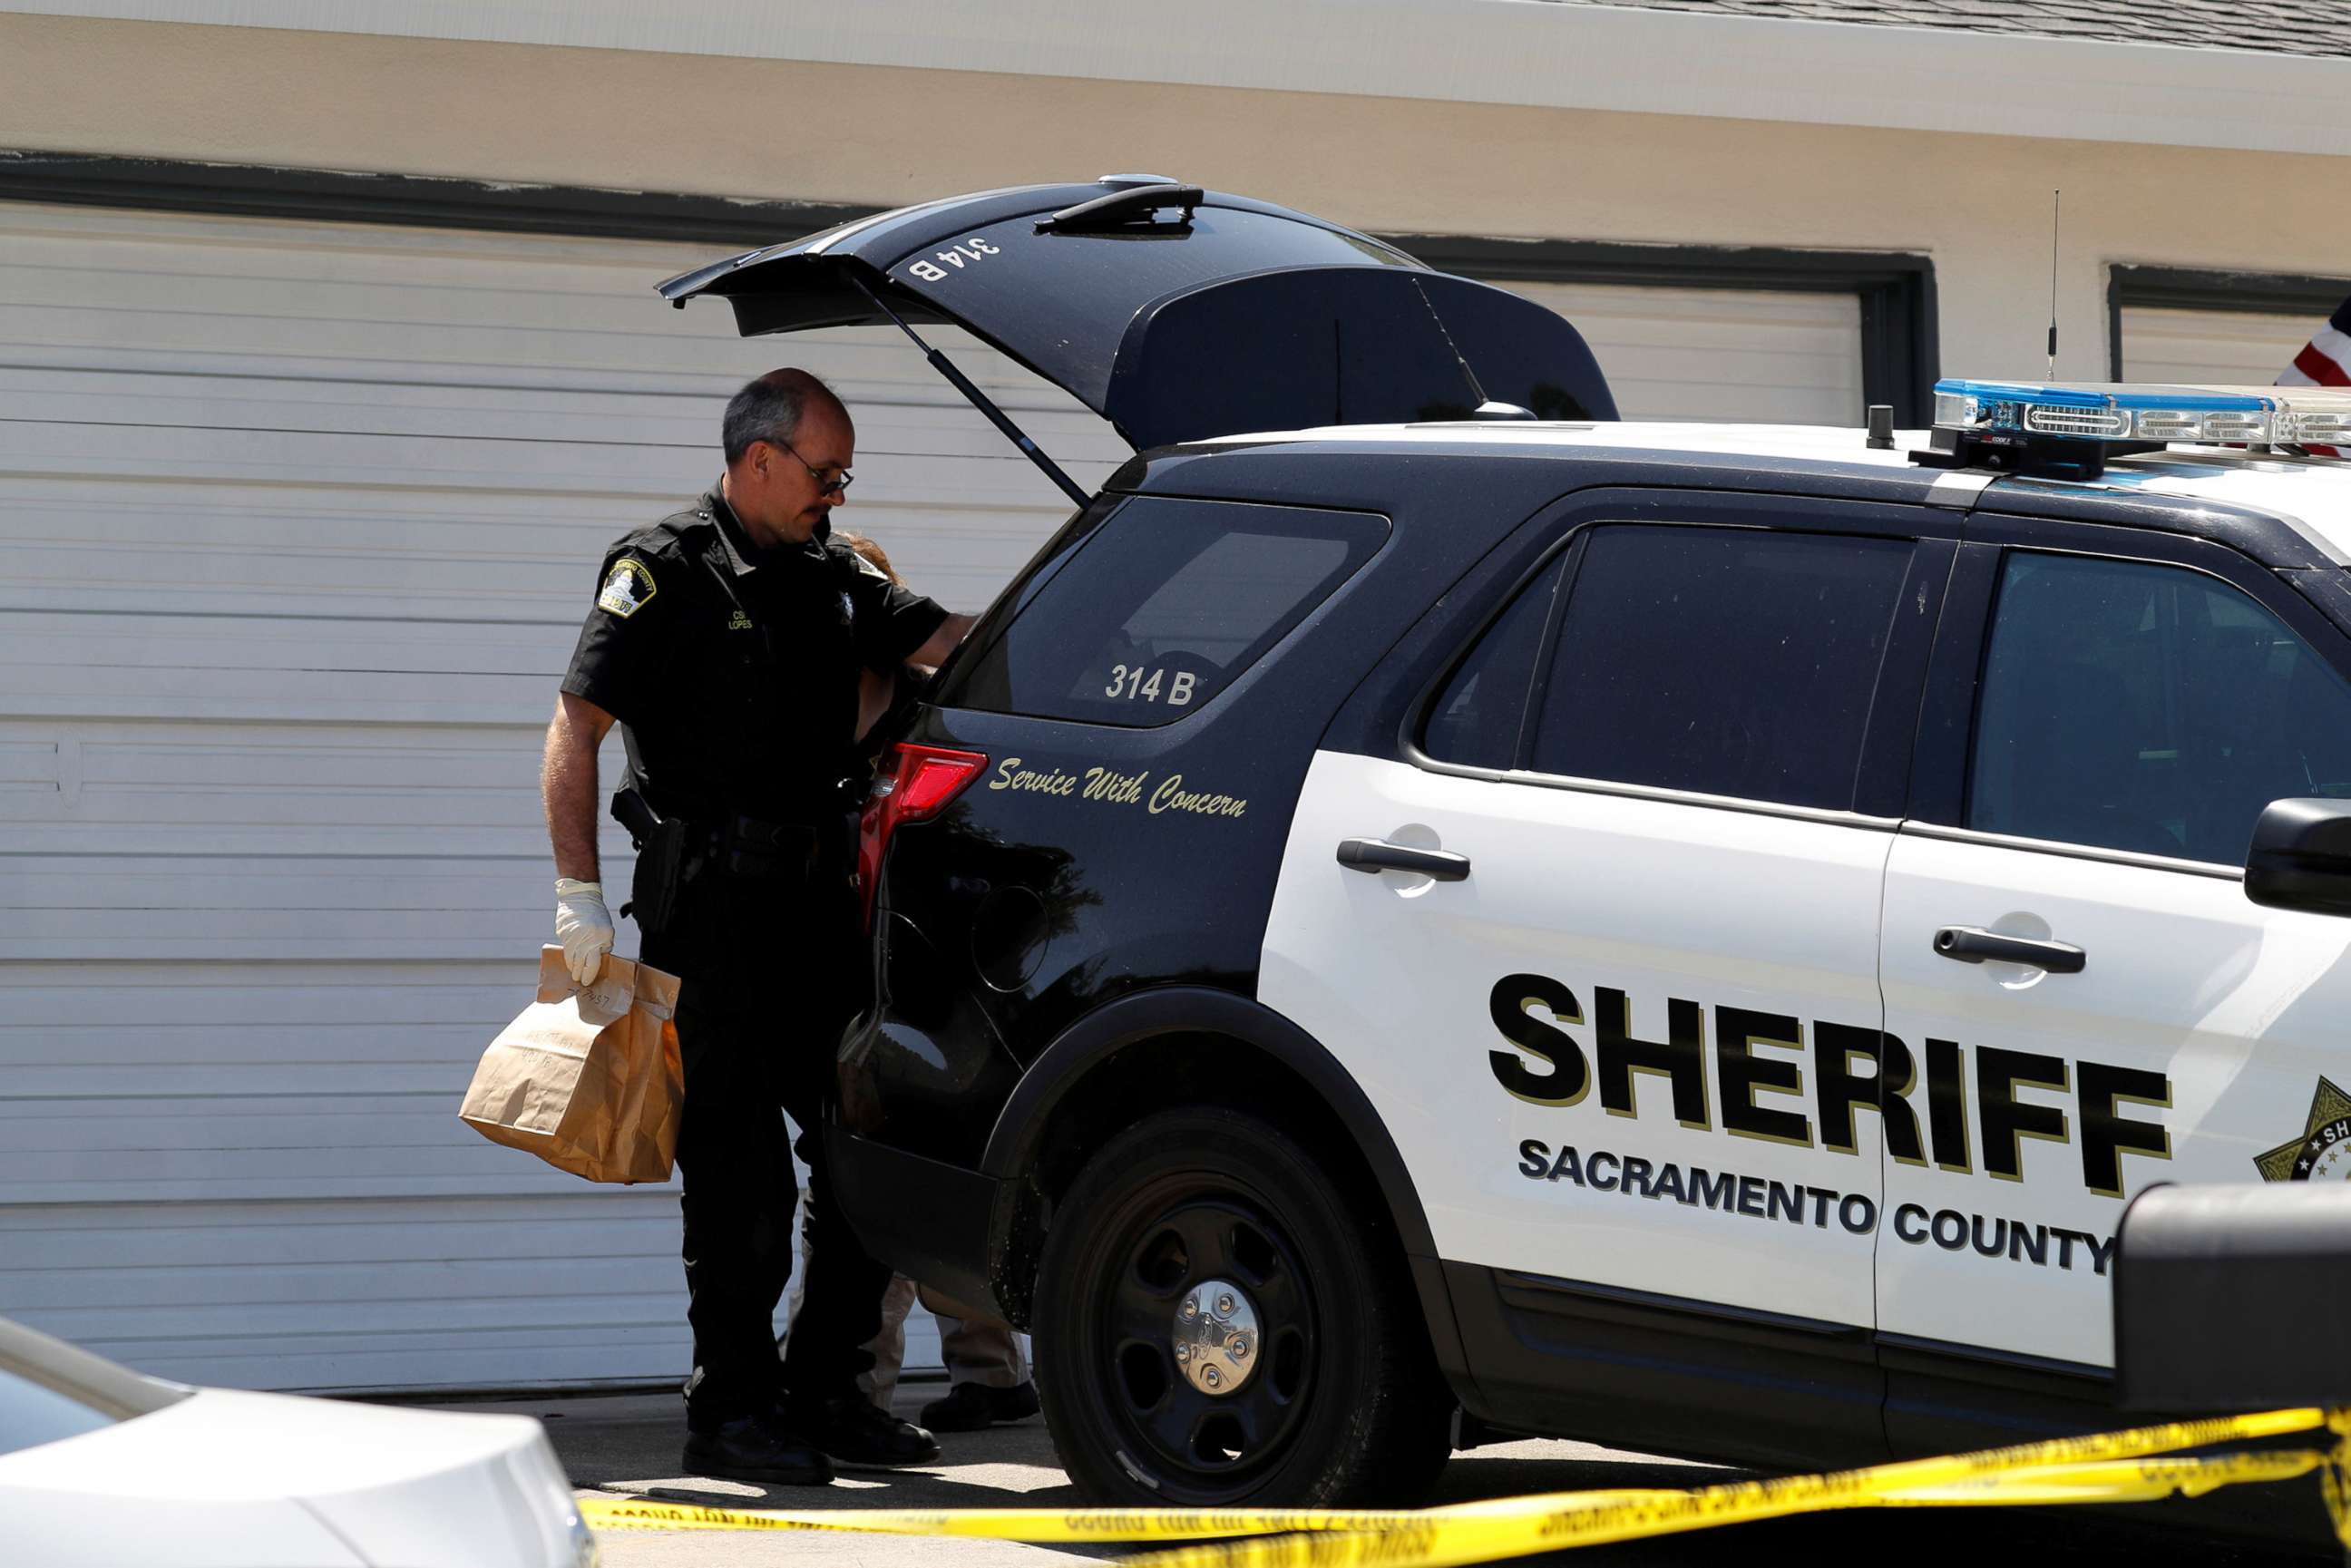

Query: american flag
[2278,294,2350,457]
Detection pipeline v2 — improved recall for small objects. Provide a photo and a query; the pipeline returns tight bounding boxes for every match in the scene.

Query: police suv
[660,180,2351,1513]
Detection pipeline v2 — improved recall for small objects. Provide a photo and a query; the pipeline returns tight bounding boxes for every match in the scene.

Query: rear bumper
[824,1120,1007,1318]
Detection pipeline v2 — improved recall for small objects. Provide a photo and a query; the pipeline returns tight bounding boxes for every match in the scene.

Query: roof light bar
[1922,378,2351,479]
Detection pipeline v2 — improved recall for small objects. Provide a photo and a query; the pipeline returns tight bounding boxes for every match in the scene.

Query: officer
[540,368,973,1485]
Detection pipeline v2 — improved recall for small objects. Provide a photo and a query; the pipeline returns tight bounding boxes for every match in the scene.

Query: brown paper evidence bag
[461,947,684,1184]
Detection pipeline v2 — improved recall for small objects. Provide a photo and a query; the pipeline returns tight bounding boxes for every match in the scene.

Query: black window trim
[1908,519,2351,879]
[2106,264,2351,382]
[1401,497,1955,829]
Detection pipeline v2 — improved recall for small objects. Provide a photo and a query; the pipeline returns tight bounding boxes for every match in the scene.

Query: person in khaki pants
[789,530,1039,1432]
[788,1235,1039,1429]
[863,1279,1036,1428]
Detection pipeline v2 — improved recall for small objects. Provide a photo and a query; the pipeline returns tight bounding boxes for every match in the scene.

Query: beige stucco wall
[3,12,2345,383]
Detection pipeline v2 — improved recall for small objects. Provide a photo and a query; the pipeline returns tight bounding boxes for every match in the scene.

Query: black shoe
[785,1393,941,1467]
[681,1411,835,1486]
[920,1380,1041,1433]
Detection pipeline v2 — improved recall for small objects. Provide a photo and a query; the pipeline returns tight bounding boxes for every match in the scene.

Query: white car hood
[0,1387,583,1567]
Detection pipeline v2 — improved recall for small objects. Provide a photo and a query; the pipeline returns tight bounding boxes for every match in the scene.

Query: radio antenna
[1411,275,1534,420]
[2045,189,2062,378]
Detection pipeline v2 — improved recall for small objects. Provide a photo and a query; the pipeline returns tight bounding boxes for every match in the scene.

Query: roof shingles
[1539,0,2351,60]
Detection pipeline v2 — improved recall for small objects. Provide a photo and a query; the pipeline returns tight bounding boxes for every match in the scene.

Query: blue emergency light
[1921,377,2351,479]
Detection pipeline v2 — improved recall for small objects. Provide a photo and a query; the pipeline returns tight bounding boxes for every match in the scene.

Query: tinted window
[953,498,1386,726]
[1421,557,1566,769]
[1528,525,1913,809]
[1968,553,2351,864]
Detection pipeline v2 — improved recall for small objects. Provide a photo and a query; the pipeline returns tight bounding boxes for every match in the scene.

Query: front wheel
[1032,1106,1449,1505]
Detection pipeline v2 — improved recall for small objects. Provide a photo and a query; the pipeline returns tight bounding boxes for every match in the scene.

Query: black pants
[649,878,889,1429]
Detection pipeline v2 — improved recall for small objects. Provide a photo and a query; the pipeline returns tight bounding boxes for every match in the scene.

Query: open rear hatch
[658,176,1615,499]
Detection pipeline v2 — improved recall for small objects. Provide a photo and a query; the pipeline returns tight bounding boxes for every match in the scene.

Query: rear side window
[1527,525,1913,809]
[952,497,1387,726]
[1968,552,2351,864]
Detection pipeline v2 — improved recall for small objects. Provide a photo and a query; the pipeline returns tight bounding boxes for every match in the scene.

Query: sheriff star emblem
[2253,1076,2351,1182]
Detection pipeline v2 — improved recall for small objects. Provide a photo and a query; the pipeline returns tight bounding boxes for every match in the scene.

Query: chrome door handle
[1933,926,2085,974]
[1336,838,1471,881]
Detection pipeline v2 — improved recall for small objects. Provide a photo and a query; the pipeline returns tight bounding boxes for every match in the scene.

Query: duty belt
[716,812,831,881]
[613,786,847,904]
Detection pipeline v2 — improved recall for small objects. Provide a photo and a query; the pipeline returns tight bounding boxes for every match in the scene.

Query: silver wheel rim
[1172,1278,1261,1398]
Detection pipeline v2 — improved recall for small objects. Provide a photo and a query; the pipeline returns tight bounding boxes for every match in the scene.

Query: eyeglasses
[768,437,854,497]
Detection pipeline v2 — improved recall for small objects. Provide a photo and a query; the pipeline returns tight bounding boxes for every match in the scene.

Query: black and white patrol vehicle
[660,181,2351,1516]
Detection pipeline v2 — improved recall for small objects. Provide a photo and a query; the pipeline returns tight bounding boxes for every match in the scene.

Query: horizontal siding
[1509,279,1863,426]
[2119,304,2313,387]
[0,960,608,1202]
[0,204,1042,1389]
[1,719,604,861]
[1,718,619,952]
[0,1189,691,1388]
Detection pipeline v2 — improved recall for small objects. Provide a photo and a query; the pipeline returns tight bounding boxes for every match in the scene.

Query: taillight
[857,743,988,928]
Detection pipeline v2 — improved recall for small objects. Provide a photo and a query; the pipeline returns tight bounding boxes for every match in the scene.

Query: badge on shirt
[598,559,657,618]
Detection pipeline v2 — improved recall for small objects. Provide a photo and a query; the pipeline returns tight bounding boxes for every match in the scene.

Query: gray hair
[722,368,843,463]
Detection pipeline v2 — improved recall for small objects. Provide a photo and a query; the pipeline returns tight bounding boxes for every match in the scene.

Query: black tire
[1032,1106,1450,1505]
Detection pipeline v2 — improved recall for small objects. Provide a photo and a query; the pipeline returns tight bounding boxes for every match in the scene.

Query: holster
[613,788,699,940]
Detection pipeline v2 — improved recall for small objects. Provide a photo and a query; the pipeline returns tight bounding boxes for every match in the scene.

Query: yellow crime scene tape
[576,1406,2351,1560]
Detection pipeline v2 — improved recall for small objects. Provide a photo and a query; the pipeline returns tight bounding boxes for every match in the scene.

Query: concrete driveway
[427,1386,2326,1566]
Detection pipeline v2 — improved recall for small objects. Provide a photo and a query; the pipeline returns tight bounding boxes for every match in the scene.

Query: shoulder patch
[847,550,892,583]
[598,558,658,618]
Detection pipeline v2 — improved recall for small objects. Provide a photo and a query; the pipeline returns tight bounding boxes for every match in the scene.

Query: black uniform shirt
[561,487,948,828]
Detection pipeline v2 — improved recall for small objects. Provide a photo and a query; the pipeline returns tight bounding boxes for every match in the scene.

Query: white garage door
[1506,280,1864,425]
[0,200,1120,1393]
[2120,304,2314,387]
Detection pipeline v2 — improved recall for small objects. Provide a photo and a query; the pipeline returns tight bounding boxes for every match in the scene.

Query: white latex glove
[554,878,615,986]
